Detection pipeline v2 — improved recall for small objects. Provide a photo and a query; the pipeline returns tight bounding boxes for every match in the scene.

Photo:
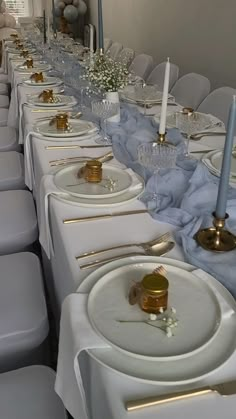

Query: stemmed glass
[92,100,120,145]
[174,109,195,157]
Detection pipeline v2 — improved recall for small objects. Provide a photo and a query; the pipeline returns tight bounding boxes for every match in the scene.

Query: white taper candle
[159,58,170,135]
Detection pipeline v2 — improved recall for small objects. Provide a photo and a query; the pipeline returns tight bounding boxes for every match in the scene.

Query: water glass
[92,100,120,145]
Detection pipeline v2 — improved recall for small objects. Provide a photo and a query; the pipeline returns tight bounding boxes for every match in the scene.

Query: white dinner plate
[53,173,144,207]
[7,47,36,54]
[121,86,174,105]
[77,256,236,384]
[34,119,97,139]
[23,77,62,87]
[87,263,222,360]
[27,95,77,108]
[16,63,52,72]
[54,164,133,199]
[166,112,223,134]
[202,150,236,183]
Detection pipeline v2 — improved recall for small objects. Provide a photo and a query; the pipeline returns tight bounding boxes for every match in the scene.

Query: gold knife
[125,380,236,411]
[63,209,149,224]
[45,145,112,150]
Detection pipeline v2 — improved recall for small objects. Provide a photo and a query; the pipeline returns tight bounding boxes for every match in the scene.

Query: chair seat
[0,82,8,95]
[0,126,19,151]
[0,108,8,126]
[0,190,38,254]
[0,94,9,108]
[0,366,66,419]
[0,151,24,190]
[0,253,48,372]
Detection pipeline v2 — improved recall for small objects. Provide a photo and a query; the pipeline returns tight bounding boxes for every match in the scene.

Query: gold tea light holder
[23,58,34,69]
[49,113,70,131]
[20,49,29,58]
[84,160,103,183]
[39,89,54,103]
[11,33,19,39]
[16,43,24,50]
[30,72,44,83]
[195,212,236,252]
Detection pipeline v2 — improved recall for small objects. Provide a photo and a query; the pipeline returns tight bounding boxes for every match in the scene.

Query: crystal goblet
[92,100,120,145]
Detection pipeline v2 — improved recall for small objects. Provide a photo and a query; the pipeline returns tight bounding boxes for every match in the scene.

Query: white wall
[88,0,236,89]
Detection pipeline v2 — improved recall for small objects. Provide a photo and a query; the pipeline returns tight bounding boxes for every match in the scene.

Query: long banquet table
[4,36,236,419]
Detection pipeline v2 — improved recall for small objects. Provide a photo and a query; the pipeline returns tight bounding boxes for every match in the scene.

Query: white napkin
[55,294,109,419]
[39,169,143,259]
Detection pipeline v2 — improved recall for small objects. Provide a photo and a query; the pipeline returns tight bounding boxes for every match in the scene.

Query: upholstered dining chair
[83,24,90,49]
[129,54,154,81]
[104,38,112,52]
[197,87,236,126]
[84,24,96,52]
[107,42,123,60]
[117,47,135,66]
[171,73,211,110]
[146,61,179,91]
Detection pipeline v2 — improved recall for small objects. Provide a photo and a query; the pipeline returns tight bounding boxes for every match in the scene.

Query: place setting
[26,88,77,109]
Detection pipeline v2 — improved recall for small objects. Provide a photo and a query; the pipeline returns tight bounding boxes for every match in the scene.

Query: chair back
[129,54,153,81]
[147,61,179,91]
[117,47,135,66]
[107,42,123,60]
[197,87,236,126]
[171,73,210,110]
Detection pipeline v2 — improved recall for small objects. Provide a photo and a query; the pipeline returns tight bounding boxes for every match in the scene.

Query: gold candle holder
[23,58,34,69]
[39,89,54,103]
[195,212,236,252]
[98,48,104,56]
[30,72,44,83]
[50,113,69,131]
[20,49,29,58]
[84,160,103,183]
[157,132,167,143]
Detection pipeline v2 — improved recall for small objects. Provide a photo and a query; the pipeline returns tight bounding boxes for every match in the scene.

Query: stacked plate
[34,119,98,140]
[53,164,144,207]
[165,112,224,134]
[23,76,62,87]
[120,85,175,106]
[27,94,77,108]
[77,255,236,384]
[202,150,236,184]
[16,63,52,72]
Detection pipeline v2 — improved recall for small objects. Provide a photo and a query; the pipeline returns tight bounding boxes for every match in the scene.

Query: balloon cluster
[0,0,16,29]
[55,0,87,23]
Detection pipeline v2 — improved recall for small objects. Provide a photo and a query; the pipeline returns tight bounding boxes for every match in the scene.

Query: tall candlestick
[52,0,57,36]
[43,9,47,44]
[159,58,170,135]
[215,95,236,218]
[47,16,51,45]
[98,0,104,50]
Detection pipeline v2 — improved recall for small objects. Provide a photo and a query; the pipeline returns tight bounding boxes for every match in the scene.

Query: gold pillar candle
[39,89,54,103]
[30,72,44,83]
[84,160,103,183]
[50,113,69,131]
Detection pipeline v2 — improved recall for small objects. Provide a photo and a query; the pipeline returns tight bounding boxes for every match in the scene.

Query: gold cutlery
[190,131,226,140]
[50,154,113,167]
[79,242,175,269]
[125,379,236,411]
[45,145,112,150]
[190,149,217,154]
[49,151,113,165]
[76,232,171,260]
[64,209,149,224]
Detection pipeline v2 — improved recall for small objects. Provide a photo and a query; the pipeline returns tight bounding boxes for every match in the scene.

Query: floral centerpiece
[82,53,129,93]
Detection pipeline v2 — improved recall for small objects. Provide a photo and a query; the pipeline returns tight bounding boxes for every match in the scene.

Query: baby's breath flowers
[117,307,178,338]
[81,53,129,93]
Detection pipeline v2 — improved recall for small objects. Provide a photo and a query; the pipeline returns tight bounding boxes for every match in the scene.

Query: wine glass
[174,109,195,157]
[92,100,120,145]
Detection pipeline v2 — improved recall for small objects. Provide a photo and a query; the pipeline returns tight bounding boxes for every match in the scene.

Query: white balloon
[64,0,73,4]
[4,13,16,28]
[73,0,80,6]
[77,0,87,15]
[0,13,4,28]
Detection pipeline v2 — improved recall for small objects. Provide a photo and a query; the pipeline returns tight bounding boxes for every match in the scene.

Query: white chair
[0,94,9,107]
[0,151,24,190]
[171,73,211,110]
[0,108,9,126]
[0,253,48,372]
[0,82,8,95]
[0,366,66,419]
[104,38,112,52]
[197,87,236,126]
[117,47,135,66]
[0,190,38,254]
[0,127,19,151]
[147,61,179,91]
[107,42,123,60]
[89,24,96,52]
[0,74,8,83]
[129,54,154,81]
